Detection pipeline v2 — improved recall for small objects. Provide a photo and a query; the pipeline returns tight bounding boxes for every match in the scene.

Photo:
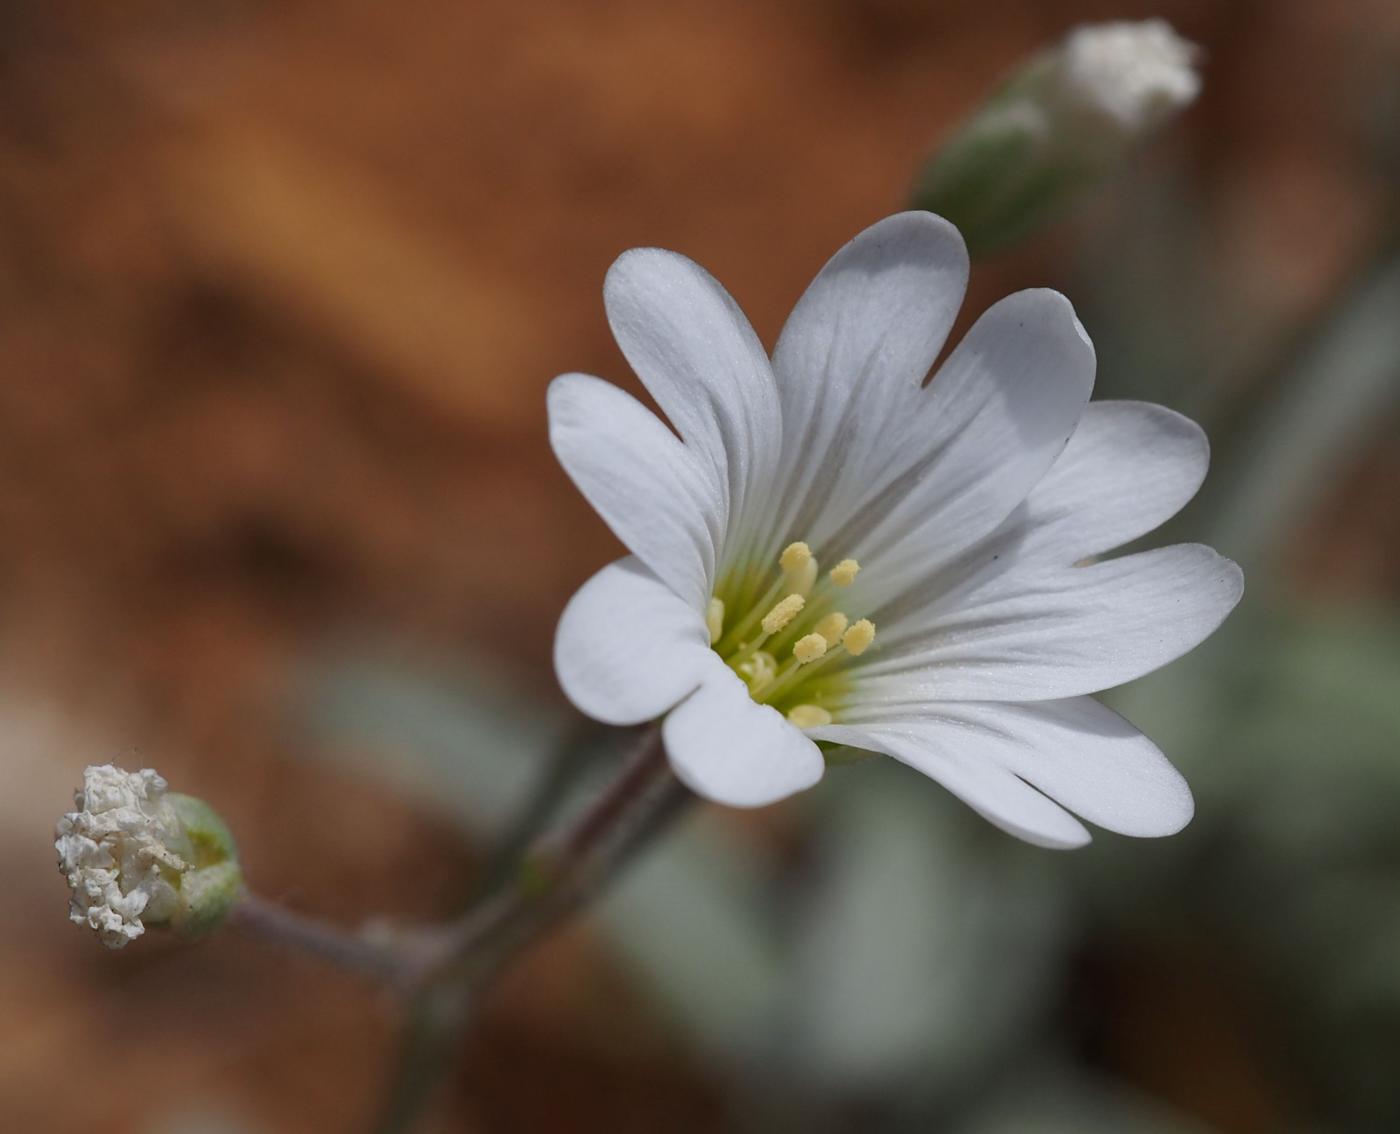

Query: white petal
[838,289,1097,604]
[604,248,781,547]
[862,544,1244,701]
[868,402,1213,651]
[548,373,721,611]
[833,698,1192,837]
[767,212,969,545]
[810,721,1090,848]
[555,558,711,726]
[663,664,825,808]
[1012,400,1209,565]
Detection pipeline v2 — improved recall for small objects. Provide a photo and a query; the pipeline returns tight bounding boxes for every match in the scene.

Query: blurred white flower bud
[913,19,1201,254]
[56,764,241,949]
[1057,20,1201,138]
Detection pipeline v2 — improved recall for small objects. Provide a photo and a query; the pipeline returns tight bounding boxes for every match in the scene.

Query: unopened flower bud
[55,764,242,949]
[913,19,1201,255]
[1057,20,1201,136]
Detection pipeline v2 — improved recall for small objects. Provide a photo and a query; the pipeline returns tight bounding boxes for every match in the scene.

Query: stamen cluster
[707,541,875,728]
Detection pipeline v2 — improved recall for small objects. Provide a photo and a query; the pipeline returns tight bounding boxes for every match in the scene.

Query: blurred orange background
[4,1,1399,1131]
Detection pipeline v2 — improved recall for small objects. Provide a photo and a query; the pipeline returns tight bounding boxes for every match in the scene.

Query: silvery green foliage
[781,765,1069,1092]
[596,822,785,1062]
[301,653,564,831]
[952,1064,1214,1134]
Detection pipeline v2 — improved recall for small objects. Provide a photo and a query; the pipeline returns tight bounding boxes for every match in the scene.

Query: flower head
[56,764,241,947]
[550,212,1242,847]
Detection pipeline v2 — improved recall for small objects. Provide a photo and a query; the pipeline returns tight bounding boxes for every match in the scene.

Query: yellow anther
[814,611,849,646]
[761,594,805,635]
[706,597,725,645]
[779,542,812,572]
[842,618,876,656]
[788,556,818,596]
[738,650,777,692]
[778,541,818,595]
[830,559,861,587]
[787,704,832,728]
[793,633,828,664]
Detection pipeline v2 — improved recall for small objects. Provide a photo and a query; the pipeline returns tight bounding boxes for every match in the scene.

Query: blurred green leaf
[596,819,786,1063]
[297,648,567,834]
[951,1064,1216,1134]
[1108,601,1400,1127]
[1202,254,1400,574]
[781,763,1070,1092]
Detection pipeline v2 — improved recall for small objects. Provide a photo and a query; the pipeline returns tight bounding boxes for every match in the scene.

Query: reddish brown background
[2,1,1397,1130]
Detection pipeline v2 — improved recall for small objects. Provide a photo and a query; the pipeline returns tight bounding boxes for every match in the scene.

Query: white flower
[56,764,189,948]
[549,212,1242,847]
[1056,19,1201,137]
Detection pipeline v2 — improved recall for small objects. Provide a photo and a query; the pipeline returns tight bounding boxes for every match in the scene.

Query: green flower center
[707,541,875,726]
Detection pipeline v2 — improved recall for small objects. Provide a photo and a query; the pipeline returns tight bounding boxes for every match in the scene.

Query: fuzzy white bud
[913,19,1201,255]
[1057,20,1201,137]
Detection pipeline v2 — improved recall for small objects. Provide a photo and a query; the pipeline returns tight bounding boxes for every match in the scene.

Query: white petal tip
[661,674,826,809]
[664,745,824,810]
[1117,776,1196,839]
[1031,826,1094,851]
[553,559,709,726]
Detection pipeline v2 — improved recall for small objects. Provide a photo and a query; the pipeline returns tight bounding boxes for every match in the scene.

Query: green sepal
[164,792,244,938]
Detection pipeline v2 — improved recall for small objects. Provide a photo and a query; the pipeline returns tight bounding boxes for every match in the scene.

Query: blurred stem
[417,724,689,988]
[374,980,474,1134]
[372,717,612,1132]
[372,724,690,1133]
[235,727,688,1132]
[1200,230,1400,576]
[228,891,407,984]
[229,723,689,992]
[473,716,612,899]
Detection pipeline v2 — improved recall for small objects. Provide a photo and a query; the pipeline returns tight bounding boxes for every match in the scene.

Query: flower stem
[416,724,688,989]
[228,890,407,984]
[364,724,685,1132]
[228,724,691,999]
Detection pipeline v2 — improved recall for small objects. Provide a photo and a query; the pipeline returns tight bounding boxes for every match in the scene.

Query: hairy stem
[228,891,407,984]
[418,724,688,989]
[230,725,690,999]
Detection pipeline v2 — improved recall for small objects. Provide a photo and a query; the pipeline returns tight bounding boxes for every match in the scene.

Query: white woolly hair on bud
[1058,19,1201,134]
